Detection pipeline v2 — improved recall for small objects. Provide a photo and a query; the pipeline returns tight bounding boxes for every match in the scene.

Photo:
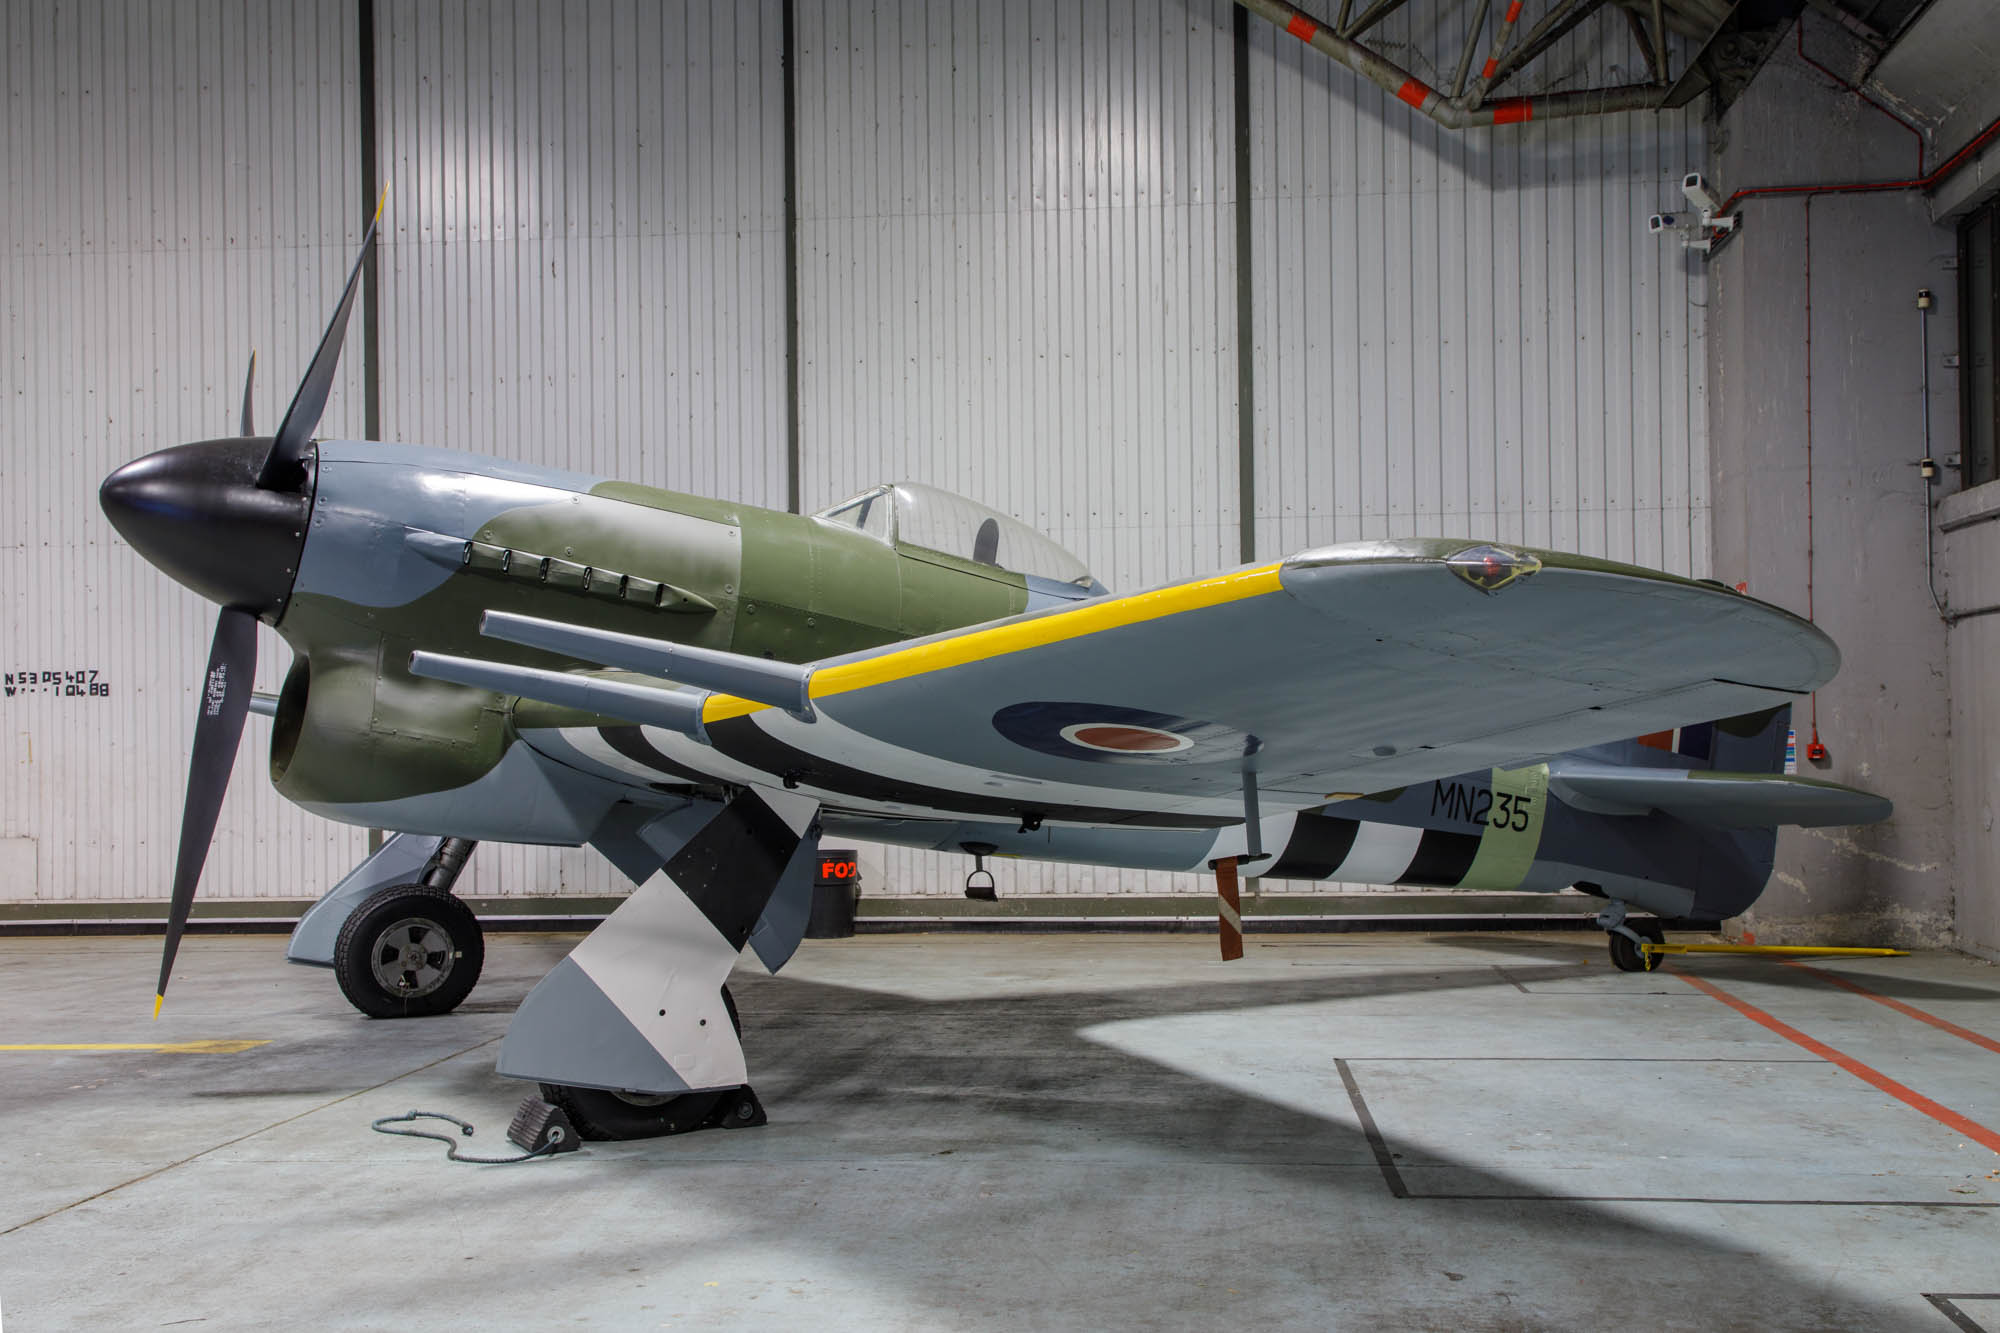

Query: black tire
[538,1083,732,1141]
[538,986,745,1141]
[333,885,485,1018]
[1608,920,1665,973]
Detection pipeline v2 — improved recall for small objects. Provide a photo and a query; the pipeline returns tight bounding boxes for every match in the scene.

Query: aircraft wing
[1545,761,1891,827]
[688,539,1839,816]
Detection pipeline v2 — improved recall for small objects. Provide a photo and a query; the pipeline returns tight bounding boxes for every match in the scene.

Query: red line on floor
[1679,972,2000,1155]
[1784,961,2000,1056]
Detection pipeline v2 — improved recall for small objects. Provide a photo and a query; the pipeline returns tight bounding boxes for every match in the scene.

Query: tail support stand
[1209,759,1269,962]
[1214,856,1244,961]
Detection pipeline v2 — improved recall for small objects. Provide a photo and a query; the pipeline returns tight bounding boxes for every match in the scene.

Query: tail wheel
[333,885,485,1017]
[1608,919,1666,973]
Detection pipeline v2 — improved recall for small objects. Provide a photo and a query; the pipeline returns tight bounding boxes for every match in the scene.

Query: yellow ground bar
[1640,943,1908,958]
[704,562,1287,724]
[0,1039,270,1054]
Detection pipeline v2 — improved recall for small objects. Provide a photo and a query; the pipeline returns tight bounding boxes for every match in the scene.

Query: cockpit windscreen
[813,482,1097,588]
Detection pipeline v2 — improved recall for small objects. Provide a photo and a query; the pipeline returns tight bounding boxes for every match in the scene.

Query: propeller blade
[238,350,257,436]
[155,607,259,1016]
[255,190,386,489]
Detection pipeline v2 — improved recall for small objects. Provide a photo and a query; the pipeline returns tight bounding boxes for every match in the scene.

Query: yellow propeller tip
[373,185,389,224]
[153,994,165,1020]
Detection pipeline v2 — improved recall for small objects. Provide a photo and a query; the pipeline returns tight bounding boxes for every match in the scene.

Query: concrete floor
[1,932,1997,1331]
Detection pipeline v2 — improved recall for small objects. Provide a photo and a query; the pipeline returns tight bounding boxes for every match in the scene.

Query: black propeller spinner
[98,196,384,1016]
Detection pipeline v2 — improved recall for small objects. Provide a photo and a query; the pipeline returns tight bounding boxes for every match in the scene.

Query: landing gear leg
[1598,901,1666,973]
[497,785,819,1140]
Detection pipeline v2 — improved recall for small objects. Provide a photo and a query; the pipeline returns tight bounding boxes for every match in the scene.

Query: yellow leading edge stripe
[702,562,1286,725]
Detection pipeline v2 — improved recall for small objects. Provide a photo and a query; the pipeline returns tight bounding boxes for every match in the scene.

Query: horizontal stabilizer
[409,651,709,741]
[1546,760,1892,828]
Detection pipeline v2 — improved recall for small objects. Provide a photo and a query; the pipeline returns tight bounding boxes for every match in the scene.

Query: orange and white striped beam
[1235,0,1660,129]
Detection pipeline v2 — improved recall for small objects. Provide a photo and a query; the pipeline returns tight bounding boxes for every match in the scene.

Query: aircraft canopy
[814,483,1097,588]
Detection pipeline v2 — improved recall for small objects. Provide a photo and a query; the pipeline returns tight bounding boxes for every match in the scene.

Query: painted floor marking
[1680,972,2000,1156]
[0,1040,269,1054]
[1925,1293,2000,1333]
[0,1036,500,1238]
[1785,961,2000,1056]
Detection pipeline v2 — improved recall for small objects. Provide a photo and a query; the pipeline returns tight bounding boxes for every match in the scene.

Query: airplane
[98,210,1891,1141]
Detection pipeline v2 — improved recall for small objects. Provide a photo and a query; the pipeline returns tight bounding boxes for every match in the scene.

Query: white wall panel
[374,0,786,898]
[1247,4,1710,576]
[7,0,1708,907]
[794,0,1243,897]
[2,0,367,906]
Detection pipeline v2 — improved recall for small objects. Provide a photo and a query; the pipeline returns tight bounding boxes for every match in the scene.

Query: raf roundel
[992,701,1248,765]
[1057,722,1196,755]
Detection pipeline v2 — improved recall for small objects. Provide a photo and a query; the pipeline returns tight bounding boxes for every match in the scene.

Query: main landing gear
[537,987,767,1141]
[1596,901,1666,973]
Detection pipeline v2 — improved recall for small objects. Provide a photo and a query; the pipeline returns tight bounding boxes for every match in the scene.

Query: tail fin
[1560,704,1892,922]
[1705,704,1791,774]
[1599,704,1790,774]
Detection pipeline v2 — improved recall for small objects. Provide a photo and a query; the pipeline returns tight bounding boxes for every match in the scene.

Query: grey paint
[746,837,821,973]
[799,552,1824,806]
[493,956,692,1095]
[1707,26,1958,946]
[297,740,627,846]
[284,830,447,966]
[824,814,1229,874]
[294,444,591,609]
[1544,760,1893,826]
[481,612,811,715]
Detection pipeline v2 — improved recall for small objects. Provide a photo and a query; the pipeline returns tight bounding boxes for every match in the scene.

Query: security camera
[1682,172,1723,215]
[1648,213,1695,234]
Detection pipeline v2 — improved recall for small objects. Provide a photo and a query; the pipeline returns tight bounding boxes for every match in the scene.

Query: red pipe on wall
[1721,112,2000,215]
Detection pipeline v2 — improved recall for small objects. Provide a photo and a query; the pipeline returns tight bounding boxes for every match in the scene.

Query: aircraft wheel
[540,988,754,1141]
[537,1084,735,1141]
[1607,920,1665,973]
[333,885,485,1018]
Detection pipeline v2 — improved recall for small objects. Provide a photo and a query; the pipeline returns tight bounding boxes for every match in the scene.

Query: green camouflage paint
[270,478,1029,807]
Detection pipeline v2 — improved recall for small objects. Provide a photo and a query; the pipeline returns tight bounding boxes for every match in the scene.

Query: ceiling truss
[1233,0,1815,126]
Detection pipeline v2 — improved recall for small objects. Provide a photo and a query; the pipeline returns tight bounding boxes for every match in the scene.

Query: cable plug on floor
[370,1096,580,1164]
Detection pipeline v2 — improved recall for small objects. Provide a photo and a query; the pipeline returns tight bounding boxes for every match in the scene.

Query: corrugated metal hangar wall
[2,0,1706,906]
